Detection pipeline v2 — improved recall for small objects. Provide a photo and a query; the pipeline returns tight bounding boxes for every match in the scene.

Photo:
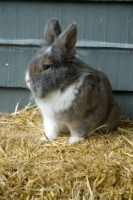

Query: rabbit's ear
[44,19,61,45]
[55,23,77,54]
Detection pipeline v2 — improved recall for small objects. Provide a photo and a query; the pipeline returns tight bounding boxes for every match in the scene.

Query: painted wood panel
[0,88,31,113]
[0,2,132,44]
[114,92,133,118]
[0,88,133,118]
[0,1,132,117]
[0,46,133,91]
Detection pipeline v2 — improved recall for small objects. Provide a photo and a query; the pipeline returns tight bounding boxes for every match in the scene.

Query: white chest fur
[35,76,86,143]
[35,77,84,118]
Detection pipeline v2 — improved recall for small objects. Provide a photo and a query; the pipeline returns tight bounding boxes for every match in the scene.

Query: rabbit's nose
[25,71,30,82]
[26,79,30,83]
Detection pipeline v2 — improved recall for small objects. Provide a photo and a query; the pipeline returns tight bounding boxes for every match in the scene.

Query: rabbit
[25,18,120,144]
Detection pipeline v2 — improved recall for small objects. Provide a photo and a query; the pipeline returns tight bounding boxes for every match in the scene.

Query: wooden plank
[0,88,133,119]
[0,46,37,88]
[0,88,31,113]
[114,92,133,118]
[0,39,133,49]
[78,48,133,91]
[0,1,132,44]
[0,46,132,91]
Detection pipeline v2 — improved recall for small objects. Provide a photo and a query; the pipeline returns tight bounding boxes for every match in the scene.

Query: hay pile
[0,105,133,200]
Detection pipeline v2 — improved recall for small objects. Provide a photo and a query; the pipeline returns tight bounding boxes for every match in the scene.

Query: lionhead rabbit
[25,19,120,144]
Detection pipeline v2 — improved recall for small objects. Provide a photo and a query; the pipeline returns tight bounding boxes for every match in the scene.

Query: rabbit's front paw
[40,133,58,142]
[40,136,48,142]
[69,137,84,144]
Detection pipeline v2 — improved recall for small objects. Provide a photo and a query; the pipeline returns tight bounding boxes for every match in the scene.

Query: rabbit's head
[26,19,79,98]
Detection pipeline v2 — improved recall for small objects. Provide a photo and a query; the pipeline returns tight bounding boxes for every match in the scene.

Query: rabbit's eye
[43,65,51,71]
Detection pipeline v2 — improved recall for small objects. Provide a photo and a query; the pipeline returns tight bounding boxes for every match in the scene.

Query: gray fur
[27,19,120,138]
[44,18,61,45]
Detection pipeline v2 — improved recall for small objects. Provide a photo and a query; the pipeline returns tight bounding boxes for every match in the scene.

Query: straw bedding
[0,105,133,200]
